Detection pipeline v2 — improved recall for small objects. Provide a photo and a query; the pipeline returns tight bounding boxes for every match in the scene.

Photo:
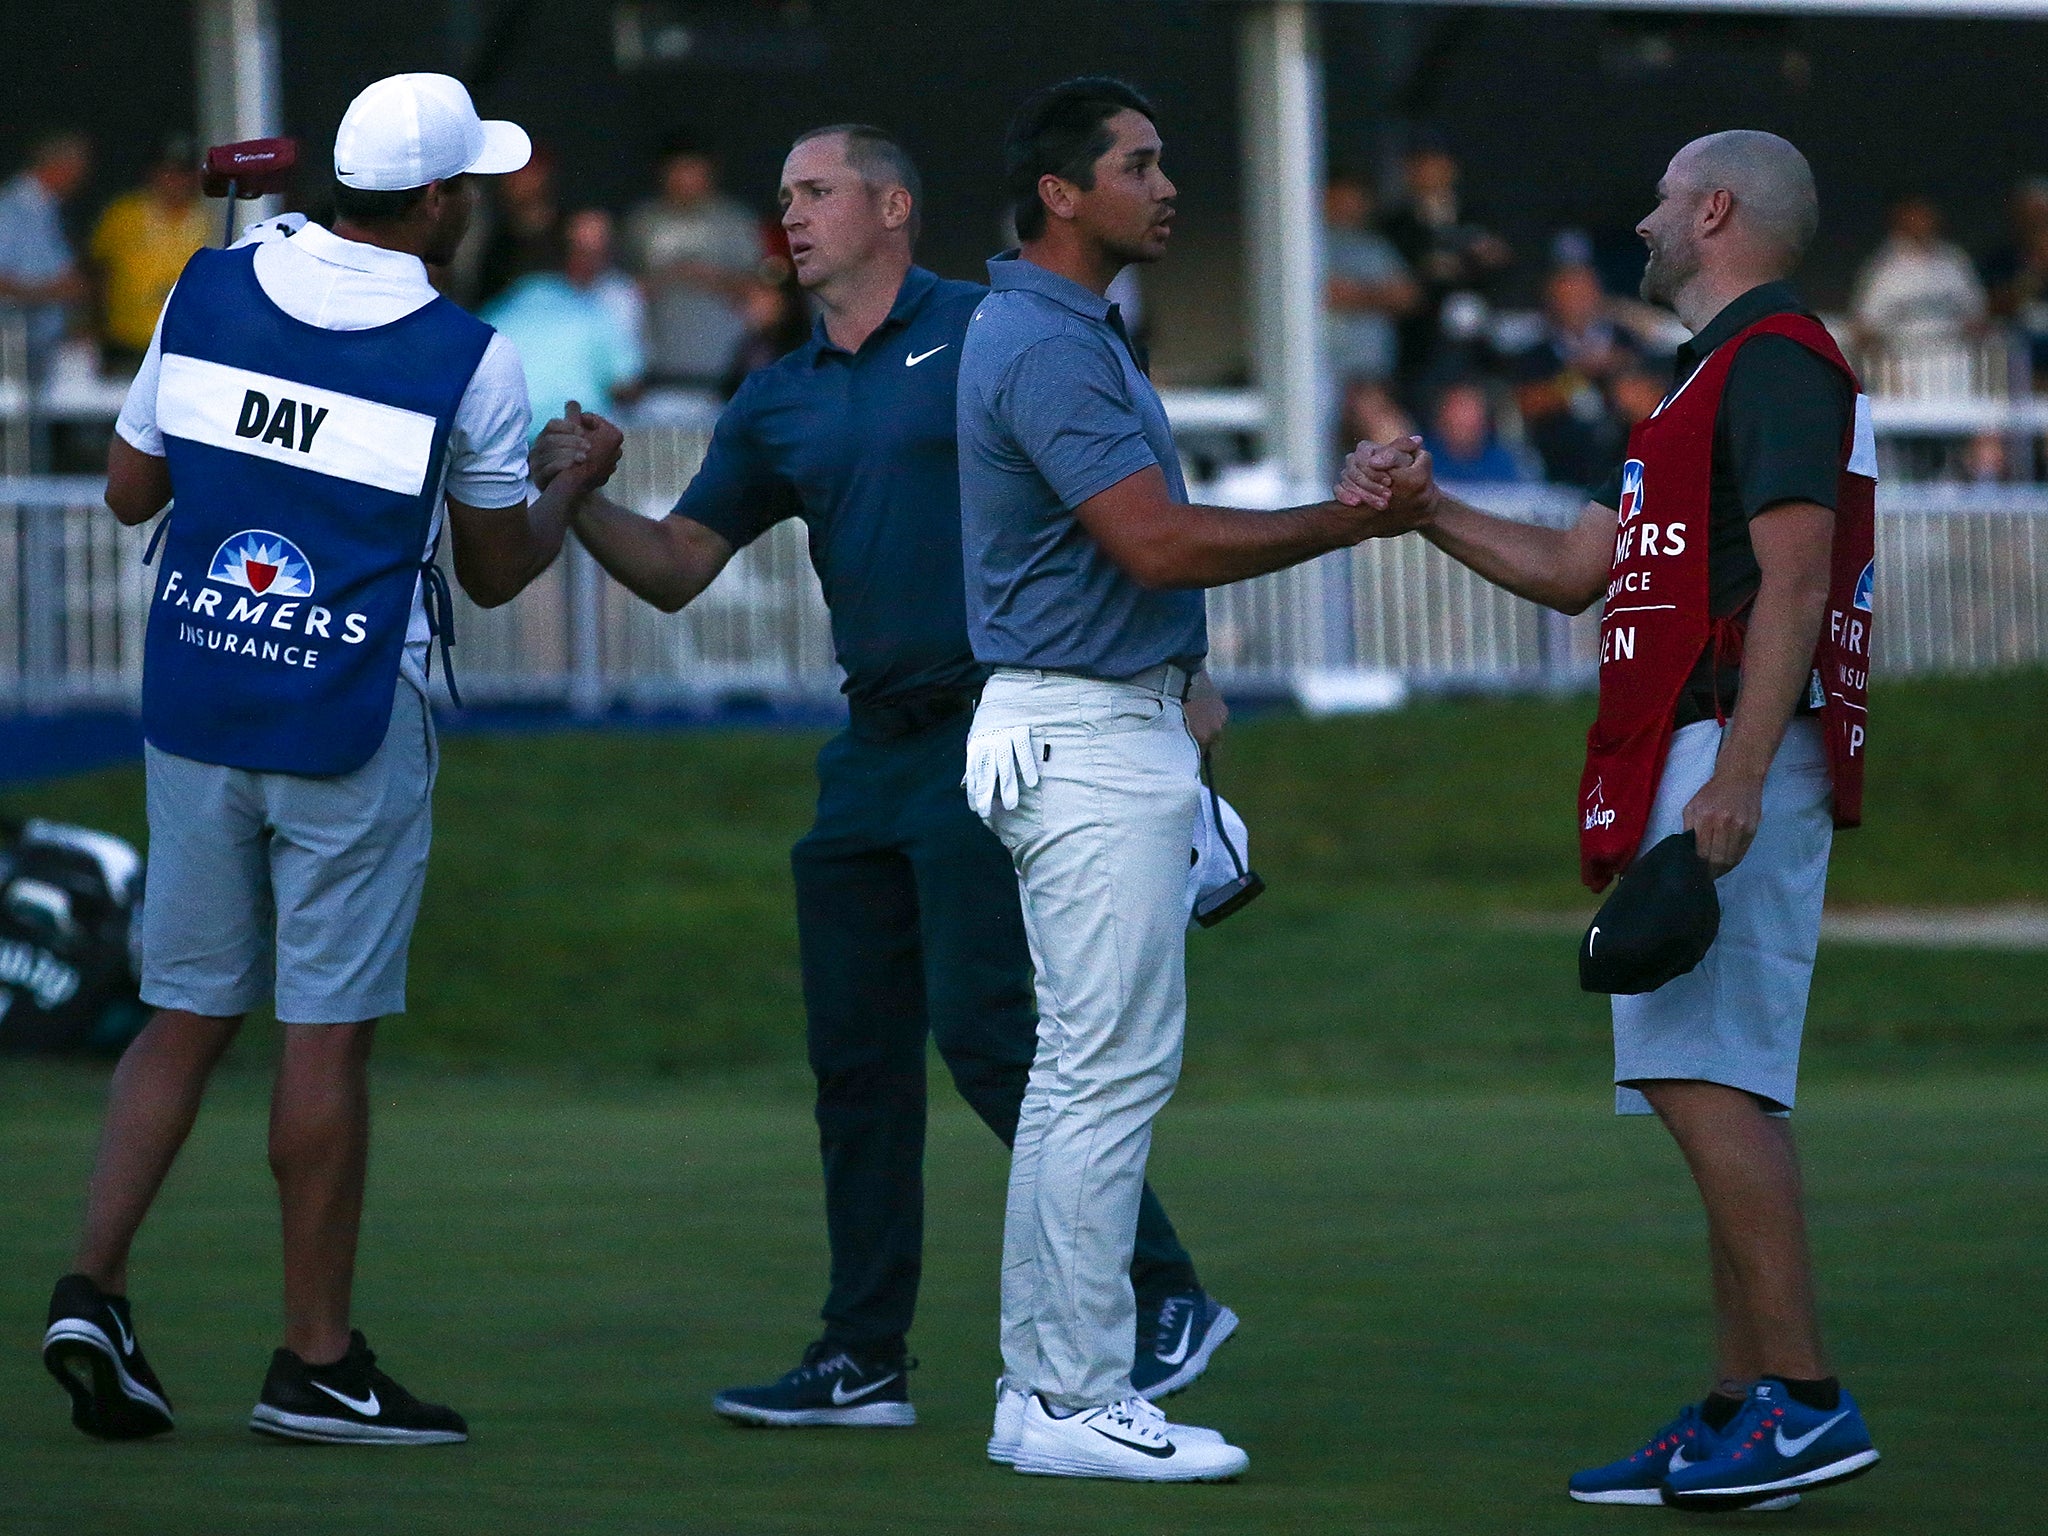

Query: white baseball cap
[1186,793,1250,927]
[333,73,531,191]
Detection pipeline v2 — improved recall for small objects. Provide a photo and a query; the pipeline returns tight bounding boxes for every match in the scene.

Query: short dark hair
[1004,76,1156,242]
[331,179,432,225]
[791,123,923,241]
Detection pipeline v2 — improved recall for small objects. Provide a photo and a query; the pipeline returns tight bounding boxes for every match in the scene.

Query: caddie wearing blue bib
[40,75,609,1449]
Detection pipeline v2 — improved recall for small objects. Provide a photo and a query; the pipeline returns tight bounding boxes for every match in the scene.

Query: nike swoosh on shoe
[311,1381,381,1417]
[830,1373,899,1406]
[1089,1425,1176,1459]
[1155,1313,1196,1367]
[1774,1410,1852,1458]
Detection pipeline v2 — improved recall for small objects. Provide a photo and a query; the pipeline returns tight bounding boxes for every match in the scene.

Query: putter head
[1193,870,1266,928]
[202,138,299,199]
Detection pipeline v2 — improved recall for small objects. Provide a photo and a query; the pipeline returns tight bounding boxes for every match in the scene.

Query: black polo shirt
[1591,281,1853,726]
[674,265,988,709]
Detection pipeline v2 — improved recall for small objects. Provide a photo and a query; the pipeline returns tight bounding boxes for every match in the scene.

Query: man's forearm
[1421,495,1601,613]
[1140,502,1369,589]
[573,494,722,613]
[1716,570,1829,785]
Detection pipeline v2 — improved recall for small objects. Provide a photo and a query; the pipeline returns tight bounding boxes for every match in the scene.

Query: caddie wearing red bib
[1337,130,1881,1513]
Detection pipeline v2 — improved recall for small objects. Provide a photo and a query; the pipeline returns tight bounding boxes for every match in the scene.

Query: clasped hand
[1332,434,1440,531]
[531,399,626,497]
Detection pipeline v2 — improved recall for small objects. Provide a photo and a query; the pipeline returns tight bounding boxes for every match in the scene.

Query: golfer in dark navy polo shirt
[531,124,1228,1430]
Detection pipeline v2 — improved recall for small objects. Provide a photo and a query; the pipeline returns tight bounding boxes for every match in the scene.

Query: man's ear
[1037,174,1078,226]
[1699,187,1735,239]
[882,186,913,233]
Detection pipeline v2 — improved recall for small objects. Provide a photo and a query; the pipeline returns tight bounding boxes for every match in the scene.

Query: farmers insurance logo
[1617,460,1645,523]
[1852,558,1875,613]
[208,530,315,599]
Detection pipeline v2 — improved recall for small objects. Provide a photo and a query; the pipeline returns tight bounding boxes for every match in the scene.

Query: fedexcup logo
[1852,558,1874,613]
[1583,776,1616,832]
[1617,460,1645,522]
[208,531,315,599]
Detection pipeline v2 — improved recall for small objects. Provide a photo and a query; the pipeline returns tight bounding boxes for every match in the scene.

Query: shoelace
[1103,1396,1168,1442]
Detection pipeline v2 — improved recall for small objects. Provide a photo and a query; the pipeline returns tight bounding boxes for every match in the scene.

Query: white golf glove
[963,725,1040,819]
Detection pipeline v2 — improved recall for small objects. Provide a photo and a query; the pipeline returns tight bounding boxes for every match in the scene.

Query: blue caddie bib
[143,245,493,775]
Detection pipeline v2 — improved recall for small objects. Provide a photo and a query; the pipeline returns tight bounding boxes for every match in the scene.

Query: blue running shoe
[1663,1380,1879,1510]
[1131,1290,1238,1401]
[712,1342,916,1428]
[1569,1403,1720,1505]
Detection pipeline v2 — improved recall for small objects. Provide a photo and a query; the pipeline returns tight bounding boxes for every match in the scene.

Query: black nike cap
[1579,830,1722,995]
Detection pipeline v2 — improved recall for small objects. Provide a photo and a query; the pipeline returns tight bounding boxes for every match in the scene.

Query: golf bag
[0,817,149,1055]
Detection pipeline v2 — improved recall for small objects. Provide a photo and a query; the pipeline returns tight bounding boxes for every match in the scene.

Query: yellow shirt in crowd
[90,192,211,354]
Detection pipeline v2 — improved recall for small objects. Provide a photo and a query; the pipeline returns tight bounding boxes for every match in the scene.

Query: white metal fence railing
[6,460,2048,716]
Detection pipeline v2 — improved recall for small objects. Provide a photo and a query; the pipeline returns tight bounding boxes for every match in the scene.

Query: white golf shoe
[1010,1390,1247,1481]
[987,1378,1225,1465]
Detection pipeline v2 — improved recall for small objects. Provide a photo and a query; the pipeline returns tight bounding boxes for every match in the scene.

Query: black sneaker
[248,1330,467,1445]
[712,1341,917,1427]
[43,1273,175,1440]
[1131,1289,1239,1401]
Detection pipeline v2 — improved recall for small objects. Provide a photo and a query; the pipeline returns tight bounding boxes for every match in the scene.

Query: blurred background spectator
[1508,263,1644,491]
[1339,378,1416,455]
[1981,176,2048,386]
[1851,194,1987,359]
[88,135,206,374]
[1324,169,1417,392]
[1423,380,1529,484]
[1380,136,1512,393]
[473,145,562,309]
[624,131,765,392]
[481,209,645,437]
[0,131,92,382]
[722,265,810,396]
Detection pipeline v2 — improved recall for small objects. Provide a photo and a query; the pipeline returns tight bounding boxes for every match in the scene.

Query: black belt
[847,684,980,742]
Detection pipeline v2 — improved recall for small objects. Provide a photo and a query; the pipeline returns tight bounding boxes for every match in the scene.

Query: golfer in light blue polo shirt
[957,77,1422,1483]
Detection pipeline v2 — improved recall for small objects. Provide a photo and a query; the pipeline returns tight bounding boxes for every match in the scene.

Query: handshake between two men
[527,400,1447,563]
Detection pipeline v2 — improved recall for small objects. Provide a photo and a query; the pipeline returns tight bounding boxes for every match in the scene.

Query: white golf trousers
[967,667,1202,1410]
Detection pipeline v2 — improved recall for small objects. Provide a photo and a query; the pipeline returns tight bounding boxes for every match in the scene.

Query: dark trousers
[792,711,1199,1358]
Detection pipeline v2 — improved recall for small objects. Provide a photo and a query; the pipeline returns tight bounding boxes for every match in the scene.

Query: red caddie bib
[1577,313,1875,891]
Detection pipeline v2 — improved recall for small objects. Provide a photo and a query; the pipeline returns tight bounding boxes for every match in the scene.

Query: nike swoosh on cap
[311,1381,381,1417]
[1775,1409,1851,1458]
[830,1373,899,1406]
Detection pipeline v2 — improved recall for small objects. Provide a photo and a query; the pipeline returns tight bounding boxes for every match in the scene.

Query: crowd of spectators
[5,124,2048,488]
[1322,143,2048,490]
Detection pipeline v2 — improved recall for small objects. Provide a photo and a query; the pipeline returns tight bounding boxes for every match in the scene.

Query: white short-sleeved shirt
[117,219,532,685]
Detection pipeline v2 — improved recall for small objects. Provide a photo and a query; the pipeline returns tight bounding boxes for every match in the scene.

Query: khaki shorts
[138,682,436,1025]
[1612,717,1833,1115]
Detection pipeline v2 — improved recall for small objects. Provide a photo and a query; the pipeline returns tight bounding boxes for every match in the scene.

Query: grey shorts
[139,682,437,1025]
[1612,716,1833,1116]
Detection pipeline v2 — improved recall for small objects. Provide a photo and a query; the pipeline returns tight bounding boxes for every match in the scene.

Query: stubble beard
[1639,237,1697,308]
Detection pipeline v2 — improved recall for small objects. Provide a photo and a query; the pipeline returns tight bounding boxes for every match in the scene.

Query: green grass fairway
[3,676,2043,1528]
[11,672,2048,1085]
[2,1068,2041,1534]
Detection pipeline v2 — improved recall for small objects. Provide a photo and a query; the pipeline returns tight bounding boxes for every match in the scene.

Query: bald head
[1673,130,1818,264]
[1637,130,1819,319]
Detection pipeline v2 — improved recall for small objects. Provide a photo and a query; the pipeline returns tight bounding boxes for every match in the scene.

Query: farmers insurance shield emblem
[208,530,316,598]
